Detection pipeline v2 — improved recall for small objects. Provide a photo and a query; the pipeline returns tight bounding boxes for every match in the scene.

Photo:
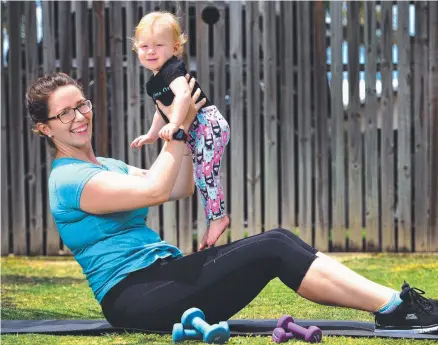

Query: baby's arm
[130,109,165,148]
[158,76,192,141]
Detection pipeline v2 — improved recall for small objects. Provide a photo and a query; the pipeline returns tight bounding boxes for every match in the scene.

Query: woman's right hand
[156,74,206,133]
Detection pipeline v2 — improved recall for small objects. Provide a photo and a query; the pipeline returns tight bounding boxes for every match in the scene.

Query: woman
[26,72,437,334]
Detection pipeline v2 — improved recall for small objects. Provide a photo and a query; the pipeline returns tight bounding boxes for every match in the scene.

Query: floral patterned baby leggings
[186,105,230,225]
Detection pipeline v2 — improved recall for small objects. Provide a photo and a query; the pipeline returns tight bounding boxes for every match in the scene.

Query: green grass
[1,254,438,345]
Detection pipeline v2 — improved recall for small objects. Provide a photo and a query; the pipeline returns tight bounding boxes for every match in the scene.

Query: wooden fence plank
[263,1,279,232]
[380,1,396,251]
[42,0,59,255]
[8,2,27,255]
[58,1,74,255]
[279,1,295,233]
[25,1,44,255]
[329,1,346,250]
[397,2,413,252]
[413,2,429,252]
[75,1,90,97]
[364,1,379,251]
[177,4,194,254]
[59,1,72,75]
[195,2,210,243]
[93,1,108,158]
[297,2,312,243]
[429,1,438,251]
[109,2,125,161]
[143,1,163,239]
[126,2,141,167]
[213,2,229,246]
[313,0,329,251]
[161,1,178,247]
[246,1,262,236]
[229,1,245,239]
[141,2,161,237]
[346,1,363,251]
[1,1,10,256]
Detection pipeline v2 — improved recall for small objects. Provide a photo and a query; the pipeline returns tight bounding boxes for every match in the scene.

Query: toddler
[130,11,230,250]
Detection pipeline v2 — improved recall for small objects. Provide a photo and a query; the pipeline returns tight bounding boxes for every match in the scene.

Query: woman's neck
[55,143,101,165]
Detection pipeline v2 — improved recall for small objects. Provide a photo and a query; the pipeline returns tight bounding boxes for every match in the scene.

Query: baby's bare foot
[199,230,209,251]
[207,216,230,247]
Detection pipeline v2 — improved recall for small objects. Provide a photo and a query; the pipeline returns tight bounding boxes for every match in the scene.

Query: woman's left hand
[155,74,206,133]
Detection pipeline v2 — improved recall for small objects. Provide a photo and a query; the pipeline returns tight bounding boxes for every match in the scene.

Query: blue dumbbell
[181,308,230,344]
[172,322,230,343]
[172,323,202,342]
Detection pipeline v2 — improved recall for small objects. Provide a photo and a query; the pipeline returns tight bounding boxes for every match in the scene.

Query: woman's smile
[71,123,89,134]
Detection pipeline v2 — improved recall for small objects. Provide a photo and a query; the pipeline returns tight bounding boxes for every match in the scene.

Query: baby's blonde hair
[133,11,187,57]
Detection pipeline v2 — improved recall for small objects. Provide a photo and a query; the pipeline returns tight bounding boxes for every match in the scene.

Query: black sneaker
[402,281,438,309]
[374,282,438,334]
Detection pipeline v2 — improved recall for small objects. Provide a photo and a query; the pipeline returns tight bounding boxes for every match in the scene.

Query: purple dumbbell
[272,327,295,343]
[277,315,322,343]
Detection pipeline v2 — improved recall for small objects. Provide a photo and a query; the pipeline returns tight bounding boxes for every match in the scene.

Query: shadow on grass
[2,275,85,285]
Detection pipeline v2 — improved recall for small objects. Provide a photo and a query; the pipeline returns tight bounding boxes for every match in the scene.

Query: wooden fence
[2,1,438,256]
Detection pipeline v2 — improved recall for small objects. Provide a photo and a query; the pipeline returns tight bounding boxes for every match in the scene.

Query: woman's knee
[265,228,300,241]
[264,228,317,254]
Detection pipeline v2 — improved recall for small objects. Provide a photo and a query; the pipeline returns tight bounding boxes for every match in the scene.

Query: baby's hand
[158,123,179,141]
[130,133,158,148]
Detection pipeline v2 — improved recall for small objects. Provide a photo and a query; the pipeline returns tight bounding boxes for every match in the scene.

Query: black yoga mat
[2,319,438,340]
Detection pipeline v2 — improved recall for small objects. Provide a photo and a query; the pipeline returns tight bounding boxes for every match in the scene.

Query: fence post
[413,2,429,252]
[8,2,27,255]
[397,2,413,252]
[212,1,229,246]
[59,1,72,75]
[109,2,125,161]
[246,1,262,237]
[313,0,329,251]
[346,1,363,251]
[93,1,108,158]
[262,1,279,233]
[429,1,438,251]
[42,0,59,255]
[364,1,379,251]
[330,1,346,251]
[25,1,44,255]
[380,1,396,251]
[75,1,90,97]
[1,0,10,256]
[297,2,312,244]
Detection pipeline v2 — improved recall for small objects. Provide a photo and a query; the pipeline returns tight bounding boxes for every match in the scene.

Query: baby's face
[136,25,178,74]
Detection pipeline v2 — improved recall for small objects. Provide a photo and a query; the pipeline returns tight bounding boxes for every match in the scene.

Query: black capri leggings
[101,228,318,330]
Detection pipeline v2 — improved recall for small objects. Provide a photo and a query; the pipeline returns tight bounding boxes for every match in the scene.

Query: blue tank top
[48,157,183,303]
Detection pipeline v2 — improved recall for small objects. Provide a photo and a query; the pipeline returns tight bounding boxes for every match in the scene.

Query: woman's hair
[133,11,188,57]
[25,72,84,147]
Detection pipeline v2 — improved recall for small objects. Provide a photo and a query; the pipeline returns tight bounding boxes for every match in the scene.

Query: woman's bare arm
[80,139,188,214]
[79,77,204,214]
[126,144,194,201]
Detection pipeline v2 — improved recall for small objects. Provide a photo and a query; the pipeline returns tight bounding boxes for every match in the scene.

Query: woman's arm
[126,144,194,201]
[80,138,188,214]
[168,146,195,201]
[79,78,204,215]
[127,165,148,177]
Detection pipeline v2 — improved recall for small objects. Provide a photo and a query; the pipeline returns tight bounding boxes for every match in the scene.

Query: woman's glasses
[47,100,93,124]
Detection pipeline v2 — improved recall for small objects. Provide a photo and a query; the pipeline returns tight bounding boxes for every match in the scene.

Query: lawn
[1,253,438,345]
